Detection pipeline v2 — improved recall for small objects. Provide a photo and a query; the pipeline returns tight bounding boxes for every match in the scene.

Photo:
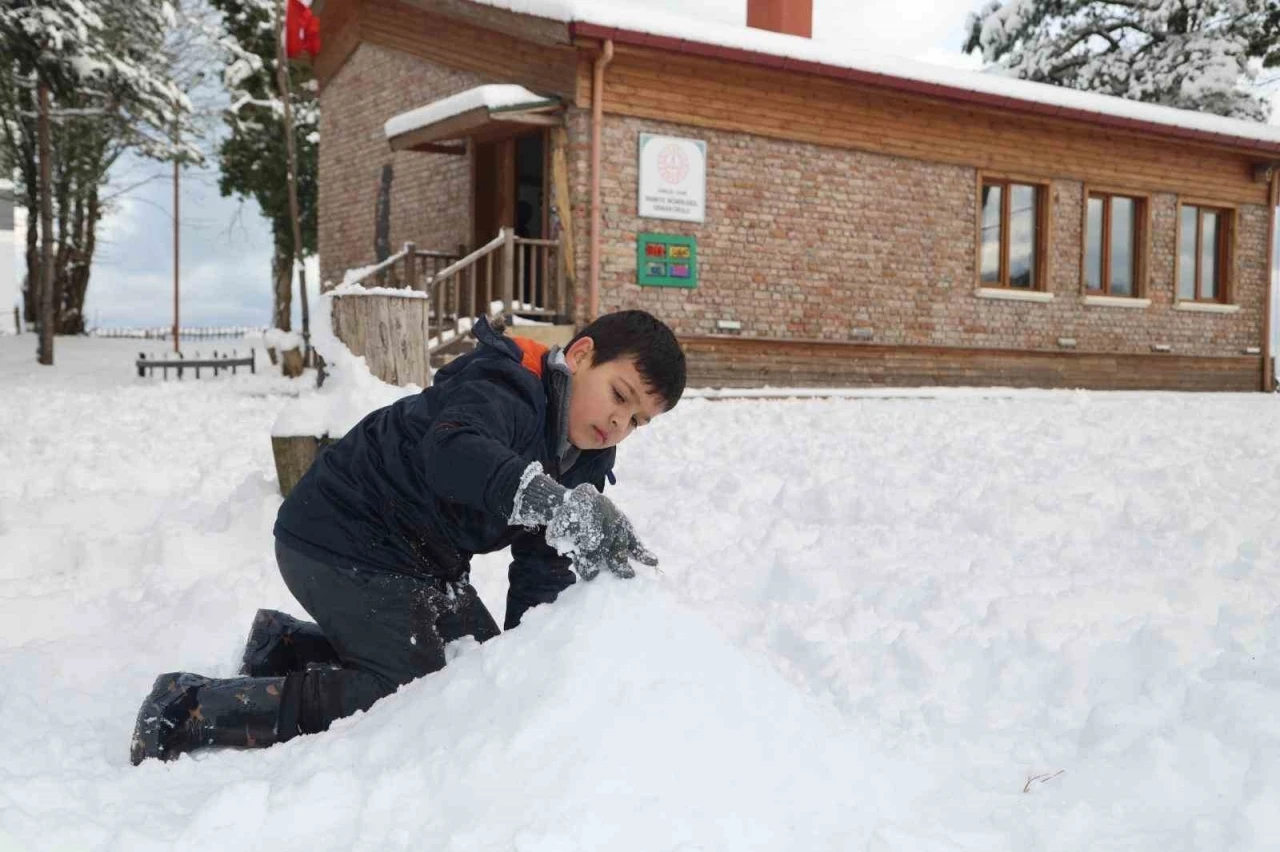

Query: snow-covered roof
[384,84,558,140]
[466,0,1280,153]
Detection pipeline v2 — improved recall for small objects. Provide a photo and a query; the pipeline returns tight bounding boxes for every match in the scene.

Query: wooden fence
[92,325,267,340]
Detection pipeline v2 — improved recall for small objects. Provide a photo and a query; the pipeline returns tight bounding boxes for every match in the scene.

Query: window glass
[1085,196,1104,291]
[980,185,1002,284]
[1109,197,1135,297]
[1178,205,1198,300]
[1200,211,1219,301]
[1008,184,1038,289]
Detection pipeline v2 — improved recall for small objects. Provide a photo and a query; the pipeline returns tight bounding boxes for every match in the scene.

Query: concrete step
[509,323,576,347]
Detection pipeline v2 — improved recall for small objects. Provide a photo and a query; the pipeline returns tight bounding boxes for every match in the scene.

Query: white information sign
[638,133,706,223]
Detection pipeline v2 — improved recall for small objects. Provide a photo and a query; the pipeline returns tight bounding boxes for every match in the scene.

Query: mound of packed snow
[123,582,910,851]
[270,291,417,438]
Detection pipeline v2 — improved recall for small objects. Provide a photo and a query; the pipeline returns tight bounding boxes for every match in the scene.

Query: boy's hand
[545,483,659,580]
[508,462,657,580]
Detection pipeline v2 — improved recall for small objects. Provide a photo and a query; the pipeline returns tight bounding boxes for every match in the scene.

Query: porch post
[501,227,515,319]
[404,242,417,290]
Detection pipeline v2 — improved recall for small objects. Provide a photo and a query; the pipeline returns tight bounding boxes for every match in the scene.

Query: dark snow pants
[274,540,501,736]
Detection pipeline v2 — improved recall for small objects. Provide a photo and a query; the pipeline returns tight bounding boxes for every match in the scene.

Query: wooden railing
[425,230,510,352]
[340,230,567,355]
[407,246,463,290]
[341,244,462,290]
[513,236,567,320]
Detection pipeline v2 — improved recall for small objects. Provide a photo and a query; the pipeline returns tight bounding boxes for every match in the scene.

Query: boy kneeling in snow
[131,310,685,764]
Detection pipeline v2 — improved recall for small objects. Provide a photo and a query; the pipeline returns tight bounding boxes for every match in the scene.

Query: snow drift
[3,336,1280,851]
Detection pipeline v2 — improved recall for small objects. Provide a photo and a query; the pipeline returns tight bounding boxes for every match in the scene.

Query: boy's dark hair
[569,310,686,410]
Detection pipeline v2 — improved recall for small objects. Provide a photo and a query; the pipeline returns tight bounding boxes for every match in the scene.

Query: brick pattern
[584,113,1267,359]
[318,44,482,288]
[320,47,1271,388]
[681,336,1262,391]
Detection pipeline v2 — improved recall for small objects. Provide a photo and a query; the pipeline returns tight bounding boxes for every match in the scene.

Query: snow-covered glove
[508,462,658,580]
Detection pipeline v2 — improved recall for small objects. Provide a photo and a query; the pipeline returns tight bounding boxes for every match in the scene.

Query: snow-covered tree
[0,0,199,358]
[209,0,318,336]
[964,0,1273,121]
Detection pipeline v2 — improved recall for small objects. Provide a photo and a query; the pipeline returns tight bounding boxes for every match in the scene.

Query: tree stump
[281,347,305,378]
[272,434,333,497]
[330,293,434,386]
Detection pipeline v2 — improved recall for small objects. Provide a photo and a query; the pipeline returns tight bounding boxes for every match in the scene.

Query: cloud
[85,151,283,329]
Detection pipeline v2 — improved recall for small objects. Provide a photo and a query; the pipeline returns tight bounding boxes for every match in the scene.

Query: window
[1084,192,1146,297]
[1177,204,1231,303]
[980,179,1047,289]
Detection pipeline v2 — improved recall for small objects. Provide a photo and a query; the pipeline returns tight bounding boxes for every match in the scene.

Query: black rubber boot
[239,608,340,677]
[130,672,293,765]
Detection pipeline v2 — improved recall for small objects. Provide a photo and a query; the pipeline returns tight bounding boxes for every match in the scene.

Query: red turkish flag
[285,0,321,59]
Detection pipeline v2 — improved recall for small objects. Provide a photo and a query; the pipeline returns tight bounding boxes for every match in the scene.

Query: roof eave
[569,20,1280,159]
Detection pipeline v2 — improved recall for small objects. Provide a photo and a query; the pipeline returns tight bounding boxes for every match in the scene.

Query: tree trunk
[55,171,83,334]
[4,76,40,327]
[37,82,54,366]
[23,197,38,325]
[59,186,99,335]
[272,243,292,332]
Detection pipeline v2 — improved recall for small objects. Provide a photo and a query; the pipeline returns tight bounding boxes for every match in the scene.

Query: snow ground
[2,335,1280,851]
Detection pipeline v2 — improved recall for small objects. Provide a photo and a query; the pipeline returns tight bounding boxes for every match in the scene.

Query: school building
[309,0,1280,391]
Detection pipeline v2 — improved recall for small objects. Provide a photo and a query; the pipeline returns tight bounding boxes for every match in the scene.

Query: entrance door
[473,131,548,312]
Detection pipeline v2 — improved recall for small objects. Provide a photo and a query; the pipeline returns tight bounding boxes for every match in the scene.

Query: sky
[1,0,1274,333]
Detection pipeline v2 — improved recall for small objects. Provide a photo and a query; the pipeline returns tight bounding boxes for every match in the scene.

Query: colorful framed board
[637,233,697,288]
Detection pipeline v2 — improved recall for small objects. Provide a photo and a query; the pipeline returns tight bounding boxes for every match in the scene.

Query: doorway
[473,131,547,244]
[472,130,548,311]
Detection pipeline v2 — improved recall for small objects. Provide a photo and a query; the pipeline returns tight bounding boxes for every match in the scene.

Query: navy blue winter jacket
[274,317,616,628]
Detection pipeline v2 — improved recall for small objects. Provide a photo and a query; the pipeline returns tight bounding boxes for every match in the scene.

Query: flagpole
[173,115,181,354]
[276,0,311,363]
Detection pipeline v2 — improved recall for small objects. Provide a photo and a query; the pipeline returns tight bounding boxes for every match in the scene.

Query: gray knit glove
[509,462,658,580]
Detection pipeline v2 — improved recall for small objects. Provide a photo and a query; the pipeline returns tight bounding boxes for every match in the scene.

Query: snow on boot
[239,608,339,677]
[129,672,290,765]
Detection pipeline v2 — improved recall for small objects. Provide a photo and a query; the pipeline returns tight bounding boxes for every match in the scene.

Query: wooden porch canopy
[384,84,562,155]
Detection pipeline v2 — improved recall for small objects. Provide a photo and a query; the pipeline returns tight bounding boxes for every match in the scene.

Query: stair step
[508,324,576,347]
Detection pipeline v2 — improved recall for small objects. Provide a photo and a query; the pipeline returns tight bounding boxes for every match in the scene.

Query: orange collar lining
[511,336,548,379]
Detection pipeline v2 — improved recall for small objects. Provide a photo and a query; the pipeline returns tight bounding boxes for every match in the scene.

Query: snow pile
[617,392,1280,848]
[263,327,304,352]
[385,84,555,139]
[270,290,417,438]
[4,336,1280,850]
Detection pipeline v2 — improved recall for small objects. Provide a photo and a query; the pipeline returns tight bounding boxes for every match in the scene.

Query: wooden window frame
[1174,199,1236,305]
[975,172,1052,292]
[1080,187,1150,298]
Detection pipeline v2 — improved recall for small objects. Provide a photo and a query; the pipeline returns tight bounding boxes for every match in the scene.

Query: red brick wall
[584,113,1268,359]
[318,45,1270,387]
[318,44,481,288]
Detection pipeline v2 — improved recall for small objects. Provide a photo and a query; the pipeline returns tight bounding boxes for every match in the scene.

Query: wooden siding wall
[682,336,1263,392]
[318,0,579,96]
[597,45,1270,209]
[313,0,363,85]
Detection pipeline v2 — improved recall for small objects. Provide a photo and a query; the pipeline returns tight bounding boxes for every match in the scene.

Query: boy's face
[563,336,666,450]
